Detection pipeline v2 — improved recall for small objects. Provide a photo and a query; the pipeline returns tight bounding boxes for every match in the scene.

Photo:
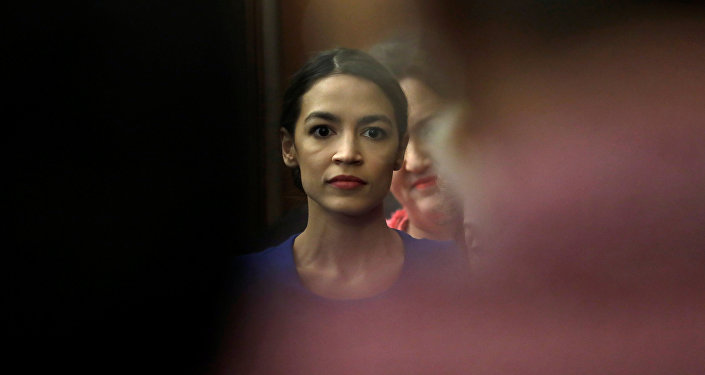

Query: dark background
[9,1,412,372]
[11,1,266,373]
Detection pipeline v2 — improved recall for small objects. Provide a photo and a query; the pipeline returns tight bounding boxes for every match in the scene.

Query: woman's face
[390,77,453,224]
[282,74,405,216]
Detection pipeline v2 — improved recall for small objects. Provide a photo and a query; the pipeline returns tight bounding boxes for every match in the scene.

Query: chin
[415,195,446,213]
[324,198,382,218]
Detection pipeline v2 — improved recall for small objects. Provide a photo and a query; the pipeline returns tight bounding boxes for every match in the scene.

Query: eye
[310,125,333,138]
[413,123,434,145]
[418,123,432,139]
[362,127,387,140]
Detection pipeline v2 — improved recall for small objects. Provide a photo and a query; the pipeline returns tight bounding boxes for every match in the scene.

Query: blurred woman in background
[369,37,472,252]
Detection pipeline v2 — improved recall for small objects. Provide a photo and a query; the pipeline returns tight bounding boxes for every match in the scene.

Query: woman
[368,37,471,249]
[216,48,469,374]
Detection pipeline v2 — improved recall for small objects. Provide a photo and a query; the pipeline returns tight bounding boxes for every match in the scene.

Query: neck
[292,198,405,299]
[407,220,456,241]
[295,199,397,268]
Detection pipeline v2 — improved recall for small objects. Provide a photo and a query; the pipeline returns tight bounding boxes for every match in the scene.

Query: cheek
[362,146,396,189]
[390,171,405,195]
[364,140,398,165]
[295,147,329,186]
[375,150,399,177]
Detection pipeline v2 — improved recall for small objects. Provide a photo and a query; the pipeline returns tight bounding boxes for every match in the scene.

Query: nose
[332,133,363,165]
[403,140,431,173]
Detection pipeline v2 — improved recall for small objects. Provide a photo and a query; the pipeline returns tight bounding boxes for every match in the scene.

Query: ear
[280,127,299,167]
[394,132,409,171]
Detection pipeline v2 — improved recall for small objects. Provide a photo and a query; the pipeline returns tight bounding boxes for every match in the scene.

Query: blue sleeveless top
[218,230,471,374]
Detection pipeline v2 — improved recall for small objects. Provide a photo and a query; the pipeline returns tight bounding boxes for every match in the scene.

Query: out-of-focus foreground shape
[415,0,705,373]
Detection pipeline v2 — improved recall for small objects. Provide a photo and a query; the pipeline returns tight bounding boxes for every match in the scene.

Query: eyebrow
[416,113,441,127]
[358,114,393,127]
[304,111,340,123]
[304,111,393,127]
[411,113,441,134]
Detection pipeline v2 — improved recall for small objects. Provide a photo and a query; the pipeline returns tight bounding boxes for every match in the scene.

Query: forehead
[299,74,395,121]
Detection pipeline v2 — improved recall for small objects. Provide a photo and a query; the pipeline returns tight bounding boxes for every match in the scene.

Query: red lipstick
[412,176,438,190]
[327,175,367,190]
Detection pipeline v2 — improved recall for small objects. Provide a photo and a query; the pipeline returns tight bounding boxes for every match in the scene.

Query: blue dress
[217,230,470,375]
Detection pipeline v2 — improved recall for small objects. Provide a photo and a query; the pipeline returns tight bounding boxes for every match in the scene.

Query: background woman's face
[390,77,454,223]
[289,74,403,216]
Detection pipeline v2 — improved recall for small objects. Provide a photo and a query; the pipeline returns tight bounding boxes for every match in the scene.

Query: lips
[412,176,438,190]
[327,175,367,190]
